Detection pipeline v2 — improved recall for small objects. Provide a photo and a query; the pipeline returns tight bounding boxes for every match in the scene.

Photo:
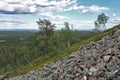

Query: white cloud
[0,14,27,24]
[53,19,95,30]
[0,22,38,29]
[69,20,94,30]
[0,0,109,14]
[29,5,37,13]
[64,4,109,13]
[39,12,69,21]
[112,13,117,17]
[81,5,109,13]
[0,19,37,29]
[0,14,30,29]
[109,14,120,24]
[0,22,14,29]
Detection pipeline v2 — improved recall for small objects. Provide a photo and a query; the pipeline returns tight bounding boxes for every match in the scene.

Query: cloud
[0,0,36,14]
[109,13,120,24]
[64,4,109,13]
[0,0,73,14]
[0,19,26,24]
[39,12,69,21]
[53,19,95,30]
[110,13,120,21]
[69,20,94,30]
[81,5,109,13]
[0,0,109,14]
[0,14,27,24]
[0,22,15,29]
[0,19,37,29]
[0,14,29,29]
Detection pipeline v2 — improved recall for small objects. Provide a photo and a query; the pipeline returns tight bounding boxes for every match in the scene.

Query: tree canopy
[94,13,109,31]
[36,18,55,36]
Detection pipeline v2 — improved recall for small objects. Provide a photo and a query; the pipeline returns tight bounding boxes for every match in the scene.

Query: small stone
[88,76,97,80]
[42,71,52,78]
[88,67,98,76]
[52,73,59,80]
[75,73,80,77]
[103,55,111,62]
[97,68,106,77]
[83,75,87,80]
[118,44,120,50]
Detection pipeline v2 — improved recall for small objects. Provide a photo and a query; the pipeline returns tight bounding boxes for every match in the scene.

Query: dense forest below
[0,28,99,75]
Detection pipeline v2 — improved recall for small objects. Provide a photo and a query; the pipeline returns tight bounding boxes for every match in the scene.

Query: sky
[0,0,120,30]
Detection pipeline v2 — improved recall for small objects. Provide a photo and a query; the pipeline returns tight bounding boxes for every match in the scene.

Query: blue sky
[0,0,120,30]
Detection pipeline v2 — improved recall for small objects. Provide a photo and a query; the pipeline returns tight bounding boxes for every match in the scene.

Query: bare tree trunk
[45,38,48,54]
[67,40,70,48]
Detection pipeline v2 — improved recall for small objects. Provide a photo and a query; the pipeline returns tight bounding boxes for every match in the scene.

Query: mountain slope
[2,24,120,80]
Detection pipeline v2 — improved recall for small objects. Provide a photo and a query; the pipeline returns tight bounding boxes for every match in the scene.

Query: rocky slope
[5,29,120,80]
